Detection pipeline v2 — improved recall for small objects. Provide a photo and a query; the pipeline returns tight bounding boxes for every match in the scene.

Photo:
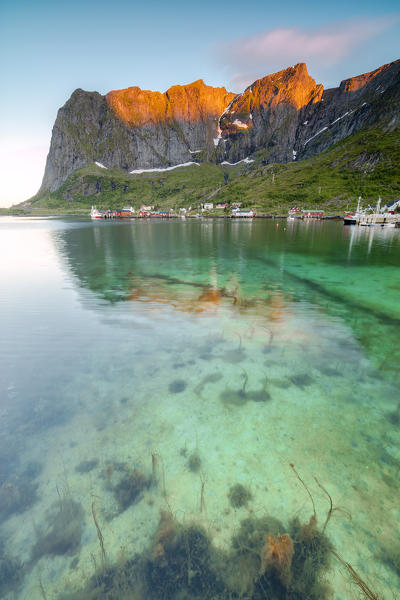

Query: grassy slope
[216,127,400,213]
[17,125,400,215]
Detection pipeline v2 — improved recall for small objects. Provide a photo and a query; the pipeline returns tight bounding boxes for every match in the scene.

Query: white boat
[343,197,363,225]
[231,208,256,218]
[90,206,103,219]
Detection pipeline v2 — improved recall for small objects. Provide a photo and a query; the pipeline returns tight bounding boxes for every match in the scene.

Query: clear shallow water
[0,217,399,599]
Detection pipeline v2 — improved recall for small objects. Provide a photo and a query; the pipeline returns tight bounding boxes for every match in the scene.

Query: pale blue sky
[0,0,399,206]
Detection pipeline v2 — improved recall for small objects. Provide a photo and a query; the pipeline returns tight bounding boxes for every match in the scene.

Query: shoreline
[0,211,344,220]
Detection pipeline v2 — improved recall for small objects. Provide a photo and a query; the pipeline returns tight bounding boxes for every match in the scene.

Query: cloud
[218,17,397,90]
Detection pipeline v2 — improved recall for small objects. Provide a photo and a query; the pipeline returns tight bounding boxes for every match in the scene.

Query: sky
[0,0,399,207]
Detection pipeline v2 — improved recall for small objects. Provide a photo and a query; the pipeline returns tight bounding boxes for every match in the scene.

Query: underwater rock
[168,380,187,394]
[228,483,252,508]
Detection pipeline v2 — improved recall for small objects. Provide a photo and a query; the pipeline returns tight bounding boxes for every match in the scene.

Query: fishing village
[91,198,400,226]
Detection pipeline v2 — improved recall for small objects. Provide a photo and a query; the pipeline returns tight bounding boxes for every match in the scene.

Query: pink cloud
[218,17,397,90]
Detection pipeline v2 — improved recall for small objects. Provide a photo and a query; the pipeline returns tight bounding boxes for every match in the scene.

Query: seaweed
[58,471,381,600]
[269,377,291,389]
[319,365,341,377]
[0,478,39,521]
[168,379,187,394]
[221,348,247,363]
[220,371,271,406]
[32,498,84,560]
[329,547,384,600]
[0,550,23,597]
[75,459,99,473]
[61,557,143,600]
[220,388,248,407]
[288,516,331,597]
[194,372,223,397]
[228,483,252,508]
[200,473,207,513]
[376,536,400,577]
[22,460,43,480]
[146,511,223,600]
[113,468,151,512]
[289,373,314,388]
[151,451,161,485]
[387,402,400,425]
[187,452,201,473]
[226,516,284,597]
[105,465,114,489]
[92,501,106,565]
[248,389,271,402]
[260,533,294,585]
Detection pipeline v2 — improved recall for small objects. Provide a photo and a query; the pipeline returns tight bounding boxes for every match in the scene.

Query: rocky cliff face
[39,80,235,194]
[294,60,400,159]
[38,60,400,196]
[217,63,323,163]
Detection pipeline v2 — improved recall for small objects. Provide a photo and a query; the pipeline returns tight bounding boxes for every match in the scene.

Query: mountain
[38,80,235,194]
[218,60,400,165]
[34,59,400,206]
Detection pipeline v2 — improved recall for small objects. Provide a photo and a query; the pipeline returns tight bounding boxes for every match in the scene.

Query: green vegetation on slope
[218,126,400,213]
[18,125,400,215]
[25,163,241,214]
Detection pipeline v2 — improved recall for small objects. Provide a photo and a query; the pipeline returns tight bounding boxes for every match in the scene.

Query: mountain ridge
[36,59,400,200]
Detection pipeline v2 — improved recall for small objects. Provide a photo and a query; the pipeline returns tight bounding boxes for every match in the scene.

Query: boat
[343,197,400,227]
[343,212,357,225]
[90,206,103,219]
[343,197,364,225]
[231,208,256,218]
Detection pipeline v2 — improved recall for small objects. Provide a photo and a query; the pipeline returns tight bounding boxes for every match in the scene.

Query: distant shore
[0,208,343,220]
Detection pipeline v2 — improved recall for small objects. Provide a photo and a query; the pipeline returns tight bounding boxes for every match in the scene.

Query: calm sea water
[0,217,399,599]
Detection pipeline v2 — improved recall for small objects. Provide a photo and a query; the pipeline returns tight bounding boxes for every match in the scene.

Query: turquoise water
[0,217,399,599]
